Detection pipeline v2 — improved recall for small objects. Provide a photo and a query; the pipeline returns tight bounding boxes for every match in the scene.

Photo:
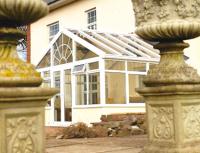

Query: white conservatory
[37,28,159,126]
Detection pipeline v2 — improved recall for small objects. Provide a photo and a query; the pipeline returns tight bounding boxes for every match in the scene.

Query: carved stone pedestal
[138,85,200,153]
[0,88,57,153]
[131,0,200,152]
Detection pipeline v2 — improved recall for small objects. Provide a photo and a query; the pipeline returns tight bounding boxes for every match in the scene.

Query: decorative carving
[174,0,200,18]
[183,105,200,139]
[6,116,38,153]
[143,42,200,86]
[157,0,170,20]
[152,106,174,140]
[132,0,155,25]
[132,0,200,41]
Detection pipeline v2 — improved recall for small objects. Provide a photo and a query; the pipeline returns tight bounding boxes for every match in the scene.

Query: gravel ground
[46,135,147,153]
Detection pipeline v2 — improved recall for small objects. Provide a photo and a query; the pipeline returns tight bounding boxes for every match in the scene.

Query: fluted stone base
[138,85,200,153]
[0,87,57,153]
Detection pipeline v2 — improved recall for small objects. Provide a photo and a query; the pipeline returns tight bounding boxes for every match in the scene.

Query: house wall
[30,0,135,66]
[185,37,200,74]
[72,106,145,124]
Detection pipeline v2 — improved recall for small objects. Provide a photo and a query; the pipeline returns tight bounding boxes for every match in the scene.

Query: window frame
[86,8,97,30]
[48,21,59,42]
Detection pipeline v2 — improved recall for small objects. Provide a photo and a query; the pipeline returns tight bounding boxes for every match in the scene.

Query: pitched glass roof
[37,28,160,68]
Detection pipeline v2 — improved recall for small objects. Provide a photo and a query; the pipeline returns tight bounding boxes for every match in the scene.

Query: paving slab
[46,135,147,153]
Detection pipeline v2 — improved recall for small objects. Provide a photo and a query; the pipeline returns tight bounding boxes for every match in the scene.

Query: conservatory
[37,28,159,126]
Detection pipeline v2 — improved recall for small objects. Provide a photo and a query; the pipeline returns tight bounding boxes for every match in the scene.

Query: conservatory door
[53,69,72,124]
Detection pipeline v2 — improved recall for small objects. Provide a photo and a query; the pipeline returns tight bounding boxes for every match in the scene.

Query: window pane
[64,70,72,121]
[37,51,50,68]
[129,75,145,103]
[49,22,59,37]
[54,71,60,90]
[76,43,97,60]
[128,62,146,72]
[87,9,96,29]
[89,73,100,105]
[106,73,126,104]
[89,62,99,70]
[42,79,51,88]
[105,60,125,70]
[53,34,72,66]
[44,71,50,78]
[76,74,87,105]
[73,64,85,73]
[54,95,61,121]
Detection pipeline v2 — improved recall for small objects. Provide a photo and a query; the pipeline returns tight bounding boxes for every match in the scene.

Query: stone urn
[0,1,58,153]
[0,0,48,87]
[132,1,200,153]
[132,0,200,86]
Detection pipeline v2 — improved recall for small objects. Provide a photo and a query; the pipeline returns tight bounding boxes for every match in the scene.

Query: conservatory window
[49,22,59,42]
[73,64,85,73]
[89,73,100,104]
[64,70,72,121]
[128,62,146,72]
[76,71,100,105]
[42,71,51,88]
[106,73,126,104]
[41,71,51,107]
[105,60,125,71]
[86,8,97,30]
[76,43,97,61]
[89,62,99,70]
[53,34,73,66]
[54,71,60,90]
[54,95,61,121]
[37,51,50,69]
[76,74,87,105]
[129,75,145,103]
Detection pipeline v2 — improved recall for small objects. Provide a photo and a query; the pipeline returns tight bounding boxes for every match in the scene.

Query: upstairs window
[86,8,97,30]
[48,22,59,42]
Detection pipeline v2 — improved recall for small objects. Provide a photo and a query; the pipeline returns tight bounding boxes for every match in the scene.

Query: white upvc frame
[99,58,106,105]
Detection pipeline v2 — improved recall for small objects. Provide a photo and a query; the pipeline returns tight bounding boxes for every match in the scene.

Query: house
[29,0,200,126]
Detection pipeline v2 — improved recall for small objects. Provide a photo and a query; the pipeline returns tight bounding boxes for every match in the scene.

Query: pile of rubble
[92,113,146,137]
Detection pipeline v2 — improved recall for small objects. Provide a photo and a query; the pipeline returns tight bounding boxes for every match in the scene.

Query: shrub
[63,123,108,139]
[63,122,90,139]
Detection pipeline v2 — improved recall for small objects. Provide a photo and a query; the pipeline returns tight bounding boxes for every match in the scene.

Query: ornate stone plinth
[0,88,57,153]
[138,85,200,153]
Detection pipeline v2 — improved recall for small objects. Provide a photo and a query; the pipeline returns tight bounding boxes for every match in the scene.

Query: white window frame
[86,8,97,30]
[48,22,59,42]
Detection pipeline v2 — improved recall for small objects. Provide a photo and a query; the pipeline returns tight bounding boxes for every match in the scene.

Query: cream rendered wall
[31,0,135,66]
[185,37,200,75]
[72,106,145,124]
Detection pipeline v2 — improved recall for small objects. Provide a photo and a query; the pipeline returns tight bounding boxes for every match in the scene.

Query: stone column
[0,0,57,152]
[132,0,200,153]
